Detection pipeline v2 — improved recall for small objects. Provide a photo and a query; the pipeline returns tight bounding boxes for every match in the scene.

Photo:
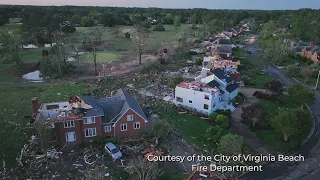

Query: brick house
[32,89,148,147]
[300,42,320,63]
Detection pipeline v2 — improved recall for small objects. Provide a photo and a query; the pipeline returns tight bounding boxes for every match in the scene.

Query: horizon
[1,0,320,10]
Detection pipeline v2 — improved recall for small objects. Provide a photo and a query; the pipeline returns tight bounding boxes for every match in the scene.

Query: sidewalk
[231,87,278,155]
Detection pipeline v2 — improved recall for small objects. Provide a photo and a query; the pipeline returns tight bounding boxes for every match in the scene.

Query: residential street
[241,38,320,180]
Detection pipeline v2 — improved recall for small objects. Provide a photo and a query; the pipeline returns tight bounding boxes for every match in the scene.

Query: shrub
[243,77,256,86]
[205,126,226,143]
[215,110,231,117]
[125,32,130,38]
[215,115,229,129]
[141,61,165,74]
[195,58,203,65]
[208,112,219,121]
[306,59,315,65]
[152,24,166,31]
[298,56,308,63]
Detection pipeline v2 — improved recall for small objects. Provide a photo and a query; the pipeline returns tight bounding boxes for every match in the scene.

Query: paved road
[241,38,320,180]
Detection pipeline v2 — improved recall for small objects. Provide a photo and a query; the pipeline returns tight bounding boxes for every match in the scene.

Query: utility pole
[315,69,320,90]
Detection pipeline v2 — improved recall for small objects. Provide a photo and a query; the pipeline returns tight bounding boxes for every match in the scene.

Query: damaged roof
[207,80,220,88]
[78,89,147,123]
[212,68,232,83]
[219,38,231,45]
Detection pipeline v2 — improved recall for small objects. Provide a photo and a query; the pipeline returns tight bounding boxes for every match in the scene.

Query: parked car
[246,50,252,54]
[104,142,122,160]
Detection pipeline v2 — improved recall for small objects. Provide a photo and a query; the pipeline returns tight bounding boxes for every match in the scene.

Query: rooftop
[176,81,219,94]
[37,101,82,122]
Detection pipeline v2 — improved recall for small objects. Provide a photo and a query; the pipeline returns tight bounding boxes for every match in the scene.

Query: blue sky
[2,0,320,10]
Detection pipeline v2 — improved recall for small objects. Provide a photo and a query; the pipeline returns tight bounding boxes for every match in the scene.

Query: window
[134,122,140,129]
[64,121,75,128]
[84,128,97,137]
[120,124,127,131]
[189,100,193,104]
[176,97,183,103]
[127,115,133,121]
[104,126,112,132]
[204,95,209,100]
[204,104,209,110]
[66,132,76,143]
[83,117,95,124]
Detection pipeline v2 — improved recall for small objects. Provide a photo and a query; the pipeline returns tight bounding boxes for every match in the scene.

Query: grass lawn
[151,101,226,151]
[0,74,22,82]
[20,48,48,63]
[0,83,90,168]
[243,71,273,88]
[75,25,183,53]
[256,95,310,152]
[80,52,121,63]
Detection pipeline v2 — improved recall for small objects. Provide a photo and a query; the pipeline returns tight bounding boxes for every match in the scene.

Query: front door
[66,132,76,143]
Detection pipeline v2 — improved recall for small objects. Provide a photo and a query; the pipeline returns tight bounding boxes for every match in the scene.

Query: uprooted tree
[241,103,266,129]
[125,158,163,180]
[264,80,283,94]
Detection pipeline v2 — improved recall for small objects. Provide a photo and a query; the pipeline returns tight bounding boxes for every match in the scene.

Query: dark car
[246,50,252,54]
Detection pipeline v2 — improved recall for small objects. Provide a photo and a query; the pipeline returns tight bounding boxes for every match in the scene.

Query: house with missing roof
[32,89,148,147]
[173,68,238,115]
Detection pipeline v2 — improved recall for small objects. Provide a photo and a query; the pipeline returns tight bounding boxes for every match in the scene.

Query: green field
[0,84,90,168]
[80,52,121,63]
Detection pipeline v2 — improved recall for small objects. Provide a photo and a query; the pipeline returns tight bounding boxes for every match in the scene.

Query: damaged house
[174,68,239,115]
[32,89,148,147]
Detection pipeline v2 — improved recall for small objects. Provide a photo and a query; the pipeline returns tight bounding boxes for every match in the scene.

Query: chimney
[310,41,314,47]
[31,97,40,116]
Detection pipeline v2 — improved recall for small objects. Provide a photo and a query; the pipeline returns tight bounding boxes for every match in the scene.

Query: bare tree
[125,158,162,180]
[132,24,148,64]
[0,32,23,69]
[110,25,120,38]
[92,48,97,75]
[93,27,103,42]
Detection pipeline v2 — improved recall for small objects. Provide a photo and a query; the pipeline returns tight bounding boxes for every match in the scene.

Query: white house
[174,68,238,115]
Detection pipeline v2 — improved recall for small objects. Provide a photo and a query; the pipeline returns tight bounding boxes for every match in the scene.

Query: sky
[1,0,320,10]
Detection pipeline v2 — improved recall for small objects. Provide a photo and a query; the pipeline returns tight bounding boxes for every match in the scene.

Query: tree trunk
[93,53,97,75]
[283,134,289,142]
[77,50,80,73]
[139,52,142,64]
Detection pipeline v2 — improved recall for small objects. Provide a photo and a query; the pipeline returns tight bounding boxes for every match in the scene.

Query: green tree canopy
[288,84,314,108]
[218,134,244,156]
[81,16,94,27]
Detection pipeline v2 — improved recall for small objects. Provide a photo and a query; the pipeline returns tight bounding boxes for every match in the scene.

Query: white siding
[174,87,219,114]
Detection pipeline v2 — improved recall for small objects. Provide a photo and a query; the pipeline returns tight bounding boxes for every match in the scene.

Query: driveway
[241,38,320,180]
